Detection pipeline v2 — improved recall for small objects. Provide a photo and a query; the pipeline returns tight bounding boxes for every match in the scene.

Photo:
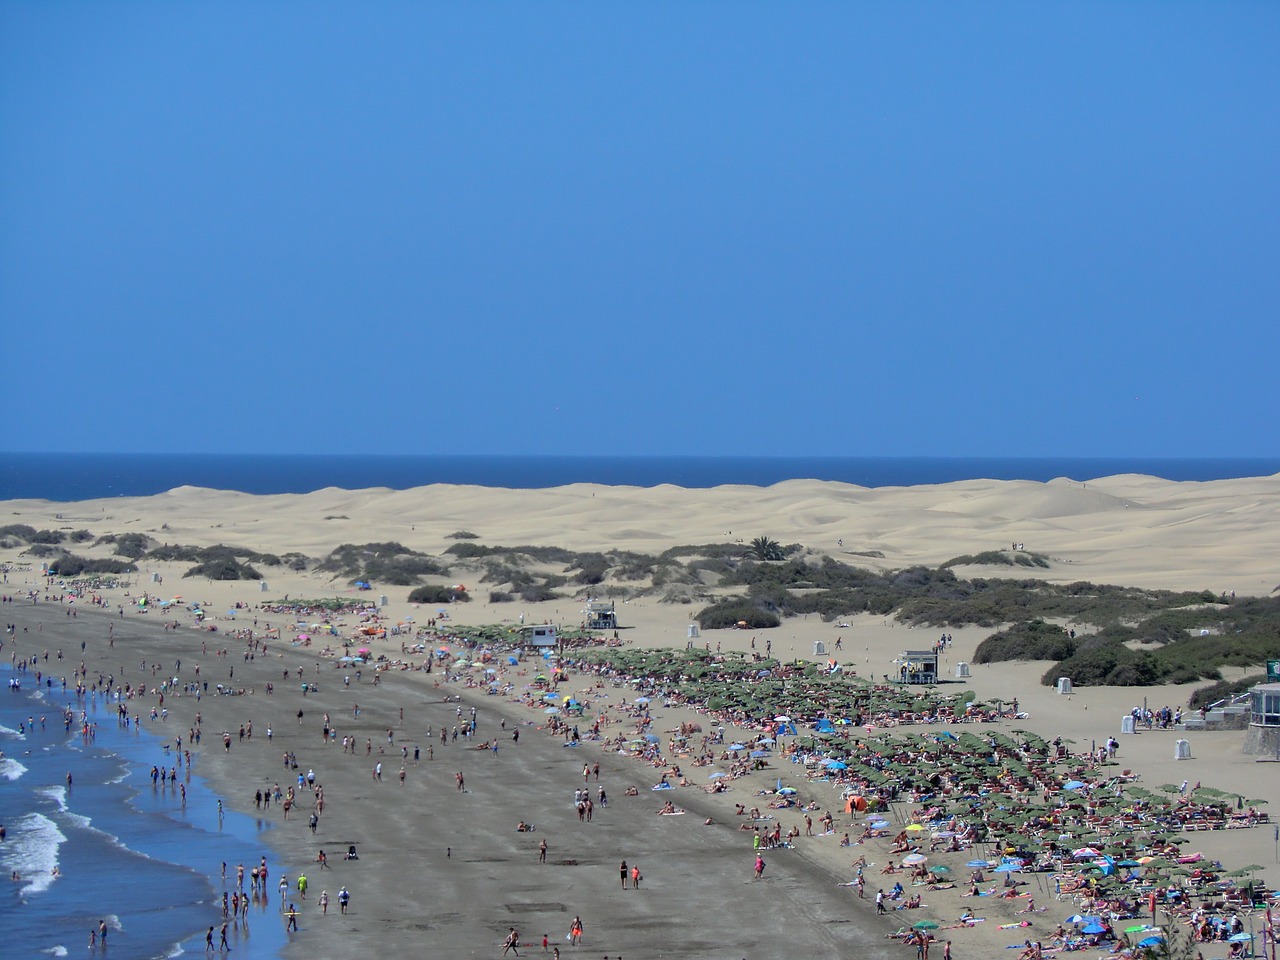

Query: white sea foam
[0,721,24,736]
[38,784,68,810]
[0,811,66,896]
[41,946,69,957]
[0,756,28,781]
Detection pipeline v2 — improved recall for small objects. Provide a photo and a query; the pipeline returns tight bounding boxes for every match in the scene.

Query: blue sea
[0,666,288,960]
[2,453,1277,501]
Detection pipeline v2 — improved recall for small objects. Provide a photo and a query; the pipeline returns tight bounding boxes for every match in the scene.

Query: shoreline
[4,592,1277,960]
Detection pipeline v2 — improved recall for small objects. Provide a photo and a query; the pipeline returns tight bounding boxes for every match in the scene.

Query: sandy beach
[2,475,1279,959]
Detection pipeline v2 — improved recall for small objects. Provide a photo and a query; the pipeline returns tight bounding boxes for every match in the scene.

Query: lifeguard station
[893,650,939,685]
[1243,674,1280,756]
[583,599,618,631]
[517,623,559,651]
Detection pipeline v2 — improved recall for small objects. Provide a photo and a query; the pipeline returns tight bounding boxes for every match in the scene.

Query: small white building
[525,624,558,648]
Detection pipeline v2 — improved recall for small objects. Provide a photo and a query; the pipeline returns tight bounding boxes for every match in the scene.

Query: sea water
[0,669,288,959]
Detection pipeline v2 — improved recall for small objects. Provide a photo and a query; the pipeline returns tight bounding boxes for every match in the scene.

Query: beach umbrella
[729,743,746,751]
[1137,936,1164,948]
[902,853,927,865]
[544,707,560,714]
[1124,925,1152,934]
[1081,923,1106,935]
[826,761,849,771]
[750,750,770,758]
[1063,780,1086,790]
[993,863,1021,873]
[708,772,729,780]
[777,787,797,796]
[929,865,951,875]
[967,860,990,868]
[1228,933,1254,943]
[1065,915,1088,924]
[912,921,939,930]
[905,824,925,832]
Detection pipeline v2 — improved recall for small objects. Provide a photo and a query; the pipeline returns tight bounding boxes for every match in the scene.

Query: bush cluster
[696,600,781,630]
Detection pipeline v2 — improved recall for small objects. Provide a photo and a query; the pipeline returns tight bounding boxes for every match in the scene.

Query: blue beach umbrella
[1082,923,1106,935]
[967,860,990,868]
[993,863,1021,873]
[1064,780,1086,790]
[1138,936,1164,948]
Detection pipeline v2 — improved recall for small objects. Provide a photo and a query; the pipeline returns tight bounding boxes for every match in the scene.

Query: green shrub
[0,524,37,541]
[973,620,1077,663]
[96,532,152,559]
[696,600,781,630]
[446,530,480,539]
[49,555,137,576]
[30,529,66,544]
[69,529,93,542]
[407,585,470,604]
[488,590,514,603]
[184,557,261,580]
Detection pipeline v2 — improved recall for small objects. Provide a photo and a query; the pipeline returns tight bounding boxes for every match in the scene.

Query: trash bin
[1056,678,1073,695]
[1120,715,1136,734]
[1174,739,1191,760]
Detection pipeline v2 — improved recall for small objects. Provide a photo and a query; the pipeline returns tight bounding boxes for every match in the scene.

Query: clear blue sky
[2,2,1277,457]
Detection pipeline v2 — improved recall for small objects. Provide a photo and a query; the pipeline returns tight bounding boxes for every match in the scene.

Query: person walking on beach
[206,926,215,952]
[286,903,299,932]
[631,864,641,889]
[319,890,329,915]
[219,921,231,951]
[539,838,548,864]
[754,854,765,879]
[338,886,350,914]
[569,916,583,946]
[876,889,887,914]
[297,872,308,900]
[503,926,521,956]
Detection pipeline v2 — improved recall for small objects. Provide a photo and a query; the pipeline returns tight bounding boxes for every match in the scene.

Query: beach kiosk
[1243,680,1280,756]
[583,599,618,631]
[895,650,939,685]
[522,624,558,650]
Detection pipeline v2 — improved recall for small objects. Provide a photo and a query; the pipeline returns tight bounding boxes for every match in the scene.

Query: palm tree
[750,536,785,562]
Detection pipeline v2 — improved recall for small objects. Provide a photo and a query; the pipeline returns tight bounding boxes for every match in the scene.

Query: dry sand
[2,474,1278,959]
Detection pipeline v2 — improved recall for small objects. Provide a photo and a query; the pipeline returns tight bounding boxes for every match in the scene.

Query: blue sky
[2,2,1277,457]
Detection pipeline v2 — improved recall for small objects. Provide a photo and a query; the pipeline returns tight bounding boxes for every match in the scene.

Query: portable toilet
[687,623,700,639]
[955,662,970,678]
[1057,678,1073,695]
[813,640,826,656]
[379,594,389,607]
[1174,739,1192,760]
[151,572,161,583]
[1121,714,1136,734]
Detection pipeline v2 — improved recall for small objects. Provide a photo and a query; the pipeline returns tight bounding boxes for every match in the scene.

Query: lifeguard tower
[894,650,939,685]
[1243,675,1280,756]
[583,599,618,631]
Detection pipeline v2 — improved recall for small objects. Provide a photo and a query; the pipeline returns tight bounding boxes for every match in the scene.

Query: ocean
[2,453,1278,501]
[0,665,289,959]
